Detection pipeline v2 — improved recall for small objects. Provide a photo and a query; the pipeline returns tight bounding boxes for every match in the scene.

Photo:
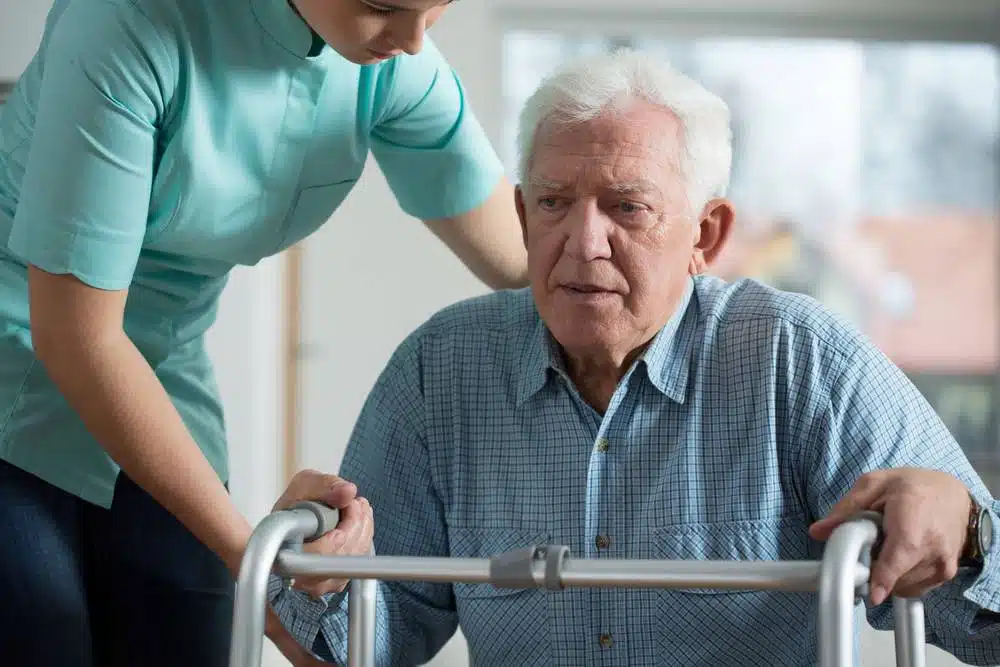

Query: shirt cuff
[962,500,1000,612]
[267,574,334,655]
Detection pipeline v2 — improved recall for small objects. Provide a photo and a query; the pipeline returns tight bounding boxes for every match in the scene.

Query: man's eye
[538,197,560,210]
[617,201,644,214]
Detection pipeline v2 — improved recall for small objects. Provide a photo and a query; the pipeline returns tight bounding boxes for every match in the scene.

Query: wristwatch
[961,494,994,568]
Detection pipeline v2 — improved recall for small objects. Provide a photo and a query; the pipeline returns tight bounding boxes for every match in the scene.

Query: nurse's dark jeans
[0,458,234,666]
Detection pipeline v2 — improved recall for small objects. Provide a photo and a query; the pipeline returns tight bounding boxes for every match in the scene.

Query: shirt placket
[588,383,633,666]
[268,63,325,254]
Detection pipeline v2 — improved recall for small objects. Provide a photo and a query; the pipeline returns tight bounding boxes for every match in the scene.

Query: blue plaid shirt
[270,275,1000,666]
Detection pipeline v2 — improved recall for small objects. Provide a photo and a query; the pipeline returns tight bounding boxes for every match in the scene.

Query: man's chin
[547,319,618,351]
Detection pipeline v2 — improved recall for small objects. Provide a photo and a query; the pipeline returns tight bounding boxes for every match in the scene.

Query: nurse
[0,0,525,665]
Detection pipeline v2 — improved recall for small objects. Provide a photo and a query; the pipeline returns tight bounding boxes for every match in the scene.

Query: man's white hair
[516,49,733,211]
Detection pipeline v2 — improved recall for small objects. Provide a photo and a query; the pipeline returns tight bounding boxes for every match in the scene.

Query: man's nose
[565,200,612,261]
[390,15,426,55]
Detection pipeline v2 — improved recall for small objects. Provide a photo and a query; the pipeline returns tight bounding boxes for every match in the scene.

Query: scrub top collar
[250,0,321,59]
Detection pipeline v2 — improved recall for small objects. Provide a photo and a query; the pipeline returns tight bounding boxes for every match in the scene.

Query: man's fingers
[809,473,887,540]
[338,497,368,536]
[891,563,941,599]
[321,479,358,510]
[310,526,348,554]
[305,499,372,555]
[343,497,373,542]
[294,499,375,598]
[274,469,358,511]
[869,531,923,605]
[360,498,375,545]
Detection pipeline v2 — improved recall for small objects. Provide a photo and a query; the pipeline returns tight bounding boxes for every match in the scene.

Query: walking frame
[229,502,927,667]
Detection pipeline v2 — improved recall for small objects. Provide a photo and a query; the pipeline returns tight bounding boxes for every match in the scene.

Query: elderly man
[269,50,1000,666]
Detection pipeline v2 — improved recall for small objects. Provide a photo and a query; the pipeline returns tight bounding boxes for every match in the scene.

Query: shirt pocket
[652,516,813,594]
[651,517,818,665]
[450,527,553,666]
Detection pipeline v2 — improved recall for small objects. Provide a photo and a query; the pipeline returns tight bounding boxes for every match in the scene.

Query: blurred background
[1,1,998,665]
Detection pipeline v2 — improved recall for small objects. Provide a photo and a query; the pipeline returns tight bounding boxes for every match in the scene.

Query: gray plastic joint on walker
[290,500,341,542]
[490,545,571,591]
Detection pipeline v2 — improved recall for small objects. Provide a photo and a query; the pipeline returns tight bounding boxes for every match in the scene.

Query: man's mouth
[564,283,611,293]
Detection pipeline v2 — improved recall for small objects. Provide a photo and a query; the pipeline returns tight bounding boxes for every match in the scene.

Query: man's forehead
[527,142,678,193]
[526,171,663,195]
[535,104,683,149]
[531,126,681,186]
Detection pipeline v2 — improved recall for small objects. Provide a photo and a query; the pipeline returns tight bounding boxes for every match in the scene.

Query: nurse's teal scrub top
[0,0,505,508]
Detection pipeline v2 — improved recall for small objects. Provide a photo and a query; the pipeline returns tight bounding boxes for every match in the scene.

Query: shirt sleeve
[369,38,505,221]
[6,0,174,291]
[269,332,459,665]
[804,338,1000,665]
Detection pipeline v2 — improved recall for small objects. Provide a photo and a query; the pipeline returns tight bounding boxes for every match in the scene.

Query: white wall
[0,2,48,79]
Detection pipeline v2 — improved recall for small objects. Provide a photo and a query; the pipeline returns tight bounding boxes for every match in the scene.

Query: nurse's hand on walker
[272,468,376,597]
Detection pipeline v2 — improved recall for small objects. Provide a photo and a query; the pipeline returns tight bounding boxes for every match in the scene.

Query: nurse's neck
[287,0,326,57]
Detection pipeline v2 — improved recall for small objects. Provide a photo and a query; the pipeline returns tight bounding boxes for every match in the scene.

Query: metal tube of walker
[246,510,926,667]
[228,509,322,667]
[347,579,378,667]
[275,551,837,590]
[893,597,926,667]
[818,515,880,667]
[817,514,927,667]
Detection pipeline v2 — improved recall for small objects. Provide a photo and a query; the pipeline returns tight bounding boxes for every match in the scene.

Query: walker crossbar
[229,506,925,667]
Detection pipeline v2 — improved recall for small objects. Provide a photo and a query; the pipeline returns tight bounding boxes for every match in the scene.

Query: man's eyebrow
[526,177,663,194]
[607,180,661,195]
[526,176,570,191]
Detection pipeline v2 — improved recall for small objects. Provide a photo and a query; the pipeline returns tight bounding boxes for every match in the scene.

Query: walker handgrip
[290,501,341,541]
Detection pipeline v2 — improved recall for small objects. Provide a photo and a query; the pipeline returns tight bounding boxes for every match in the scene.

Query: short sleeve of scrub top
[7,0,171,292]
[370,39,506,221]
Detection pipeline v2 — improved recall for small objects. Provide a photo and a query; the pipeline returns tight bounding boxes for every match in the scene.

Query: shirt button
[595,534,611,550]
[599,633,613,649]
[595,438,610,452]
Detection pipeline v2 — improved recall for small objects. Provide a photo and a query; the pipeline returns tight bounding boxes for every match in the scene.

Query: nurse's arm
[422,176,528,289]
[27,268,253,573]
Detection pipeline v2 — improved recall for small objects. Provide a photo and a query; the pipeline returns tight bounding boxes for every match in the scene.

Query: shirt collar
[250,0,319,59]
[515,315,561,406]
[638,277,696,403]
[515,277,698,406]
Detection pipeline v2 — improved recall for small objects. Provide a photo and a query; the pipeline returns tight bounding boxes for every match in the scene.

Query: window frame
[494,1,1000,45]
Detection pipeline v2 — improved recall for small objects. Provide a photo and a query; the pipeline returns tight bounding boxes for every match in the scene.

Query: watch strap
[962,493,985,566]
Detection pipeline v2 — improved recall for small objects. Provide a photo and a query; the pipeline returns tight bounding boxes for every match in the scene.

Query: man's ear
[689,197,735,275]
[515,185,528,248]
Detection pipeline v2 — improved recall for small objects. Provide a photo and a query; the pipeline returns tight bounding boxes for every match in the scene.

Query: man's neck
[563,345,649,414]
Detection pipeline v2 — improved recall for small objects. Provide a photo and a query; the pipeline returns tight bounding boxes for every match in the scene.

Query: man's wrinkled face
[516,102,705,361]
[291,0,451,64]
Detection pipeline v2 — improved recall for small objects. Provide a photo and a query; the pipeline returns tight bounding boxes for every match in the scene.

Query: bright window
[503,33,1000,490]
